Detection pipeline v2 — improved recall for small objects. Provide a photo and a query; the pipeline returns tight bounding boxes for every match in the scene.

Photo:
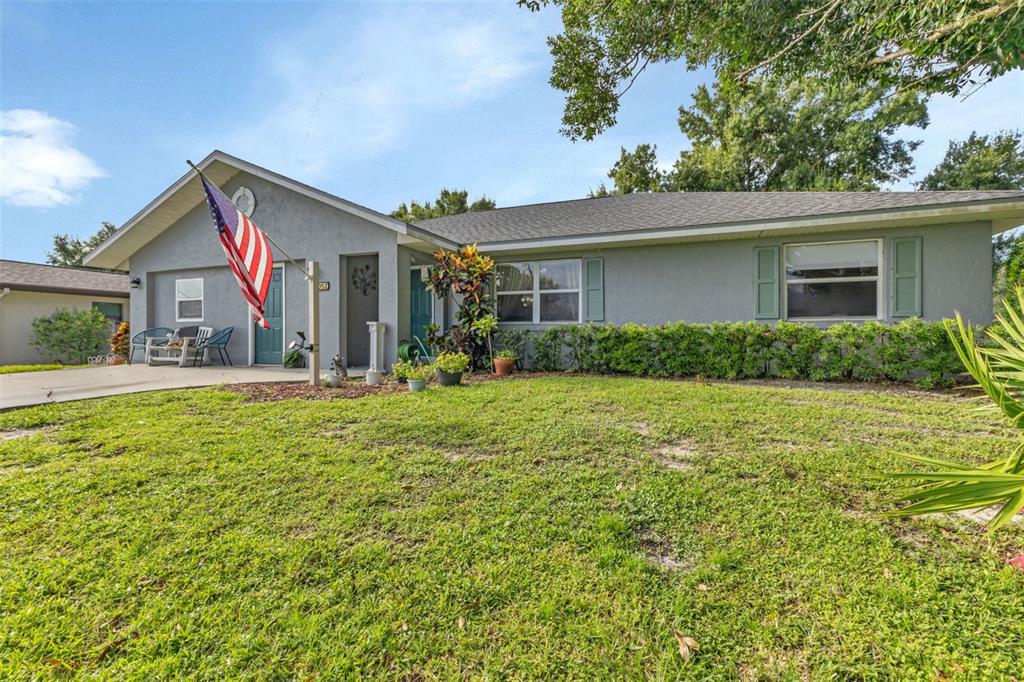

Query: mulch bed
[222,381,401,402]
[221,371,541,402]
[221,371,976,403]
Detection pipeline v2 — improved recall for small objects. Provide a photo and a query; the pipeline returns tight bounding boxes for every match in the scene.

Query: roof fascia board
[401,225,459,250]
[1,284,129,298]
[475,199,1024,253]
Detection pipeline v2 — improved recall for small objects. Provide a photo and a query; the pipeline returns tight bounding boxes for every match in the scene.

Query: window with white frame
[495,260,581,323]
[175,278,204,321]
[784,240,881,319]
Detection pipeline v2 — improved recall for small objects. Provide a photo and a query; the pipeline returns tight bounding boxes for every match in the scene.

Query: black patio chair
[192,326,234,367]
[129,327,173,364]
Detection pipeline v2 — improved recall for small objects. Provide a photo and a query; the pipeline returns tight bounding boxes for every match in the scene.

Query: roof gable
[84,151,452,269]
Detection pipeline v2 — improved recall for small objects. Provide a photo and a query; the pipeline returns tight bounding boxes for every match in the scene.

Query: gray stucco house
[84,150,1024,370]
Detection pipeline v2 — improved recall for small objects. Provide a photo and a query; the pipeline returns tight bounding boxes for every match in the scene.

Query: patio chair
[129,327,173,364]
[180,326,214,365]
[193,326,234,367]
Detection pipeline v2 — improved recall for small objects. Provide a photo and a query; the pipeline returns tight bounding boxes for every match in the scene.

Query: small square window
[175,278,204,321]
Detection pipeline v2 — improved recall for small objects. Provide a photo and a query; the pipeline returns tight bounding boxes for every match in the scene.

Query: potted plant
[392,359,412,383]
[434,351,470,386]
[494,349,516,376]
[407,363,429,392]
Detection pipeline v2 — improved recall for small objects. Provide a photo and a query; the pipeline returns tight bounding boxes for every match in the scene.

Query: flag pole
[188,159,321,384]
[186,160,310,282]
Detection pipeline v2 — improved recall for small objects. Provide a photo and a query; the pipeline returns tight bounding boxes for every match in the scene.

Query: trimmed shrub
[30,308,110,364]
[521,318,963,387]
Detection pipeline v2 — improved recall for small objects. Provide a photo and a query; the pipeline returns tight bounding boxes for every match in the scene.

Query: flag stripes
[200,176,274,329]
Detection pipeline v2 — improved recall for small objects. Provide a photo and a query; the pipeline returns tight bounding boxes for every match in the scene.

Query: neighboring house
[84,150,1024,370]
[0,260,129,365]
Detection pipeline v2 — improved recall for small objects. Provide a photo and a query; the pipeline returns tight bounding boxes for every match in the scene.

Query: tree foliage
[916,130,1024,190]
[391,189,495,223]
[30,308,111,364]
[47,221,118,267]
[672,77,928,191]
[1006,236,1024,290]
[595,77,928,194]
[521,0,1023,140]
[590,143,665,196]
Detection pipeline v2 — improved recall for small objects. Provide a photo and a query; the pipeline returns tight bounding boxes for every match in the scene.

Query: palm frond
[884,294,1024,531]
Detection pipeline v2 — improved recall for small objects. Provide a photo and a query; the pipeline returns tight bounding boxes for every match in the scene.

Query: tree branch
[868,0,1019,65]
[736,0,843,80]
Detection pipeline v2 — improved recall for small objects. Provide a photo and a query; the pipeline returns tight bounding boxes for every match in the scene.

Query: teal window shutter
[891,237,922,318]
[753,246,780,319]
[584,258,604,321]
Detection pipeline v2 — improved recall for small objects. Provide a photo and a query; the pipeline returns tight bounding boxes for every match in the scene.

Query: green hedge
[524,319,963,387]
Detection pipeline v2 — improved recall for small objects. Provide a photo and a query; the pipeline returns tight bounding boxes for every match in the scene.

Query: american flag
[200,175,274,329]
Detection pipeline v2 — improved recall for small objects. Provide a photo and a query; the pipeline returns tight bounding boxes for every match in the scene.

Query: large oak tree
[522,0,1022,141]
[917,129,1024,190]
[593,76,928,194]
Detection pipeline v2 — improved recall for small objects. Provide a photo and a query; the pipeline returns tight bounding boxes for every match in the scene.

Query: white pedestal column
[365,321,387,385]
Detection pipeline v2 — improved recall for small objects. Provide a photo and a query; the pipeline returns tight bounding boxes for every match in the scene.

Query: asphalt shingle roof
[415,190,1024,245]
[0,260,130,297]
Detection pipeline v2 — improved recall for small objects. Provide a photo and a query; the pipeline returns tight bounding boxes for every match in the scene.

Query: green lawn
[1,377,1022,679]
[0,364,85,375]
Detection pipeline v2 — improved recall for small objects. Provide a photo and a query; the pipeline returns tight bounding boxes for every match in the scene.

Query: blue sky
[2,1,1022,264]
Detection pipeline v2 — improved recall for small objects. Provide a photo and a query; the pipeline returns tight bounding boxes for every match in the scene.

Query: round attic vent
[232,186,256,217]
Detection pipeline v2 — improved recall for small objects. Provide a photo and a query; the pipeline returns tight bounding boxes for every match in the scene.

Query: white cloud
[0,109,104,207]
[219,6,541,180]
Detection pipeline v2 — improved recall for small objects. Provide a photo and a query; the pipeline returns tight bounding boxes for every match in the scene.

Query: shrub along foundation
[523,318,962,388]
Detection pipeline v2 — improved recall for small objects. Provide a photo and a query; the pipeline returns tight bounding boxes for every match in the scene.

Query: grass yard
[0,364,85,375]
[1,376,1022,679]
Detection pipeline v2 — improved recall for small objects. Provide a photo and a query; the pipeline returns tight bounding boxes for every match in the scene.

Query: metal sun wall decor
[351,265,377,296]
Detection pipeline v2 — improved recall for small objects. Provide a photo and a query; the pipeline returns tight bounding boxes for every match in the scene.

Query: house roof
[0,260,130,298]
[416,190,1024,248]
[84,150,456,270]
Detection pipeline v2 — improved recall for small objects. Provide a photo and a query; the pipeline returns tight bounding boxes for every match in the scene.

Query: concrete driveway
[0,365,307,410]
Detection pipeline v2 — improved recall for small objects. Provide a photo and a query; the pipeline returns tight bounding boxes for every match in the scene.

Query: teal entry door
[255,269,283,364]
[410,268,432,345]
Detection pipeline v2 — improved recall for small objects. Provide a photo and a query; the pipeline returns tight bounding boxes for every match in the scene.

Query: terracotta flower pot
[493,357,515,376]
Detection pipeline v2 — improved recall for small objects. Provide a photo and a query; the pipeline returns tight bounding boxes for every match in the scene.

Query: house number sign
[319,281,331,291]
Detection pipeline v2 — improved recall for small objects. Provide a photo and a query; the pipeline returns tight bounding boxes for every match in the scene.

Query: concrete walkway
[0,365,307,410]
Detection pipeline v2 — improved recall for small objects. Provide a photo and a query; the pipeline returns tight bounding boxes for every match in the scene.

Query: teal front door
[410,268,432,345]
[255,269,283,364]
